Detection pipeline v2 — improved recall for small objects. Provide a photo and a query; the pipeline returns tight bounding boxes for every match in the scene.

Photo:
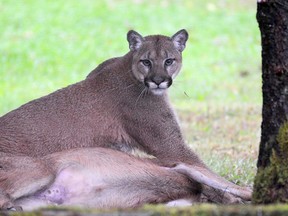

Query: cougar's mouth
[144,77,173,96]
[150,88,166,95]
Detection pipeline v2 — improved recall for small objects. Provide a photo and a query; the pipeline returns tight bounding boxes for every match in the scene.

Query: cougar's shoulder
[86,57,121,80]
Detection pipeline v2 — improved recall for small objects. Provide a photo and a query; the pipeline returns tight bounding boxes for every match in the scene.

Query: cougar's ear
[171,29,189,52]
[127,30,144,51]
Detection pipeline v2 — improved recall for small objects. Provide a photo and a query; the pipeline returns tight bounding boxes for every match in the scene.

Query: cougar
[0,29,252,210]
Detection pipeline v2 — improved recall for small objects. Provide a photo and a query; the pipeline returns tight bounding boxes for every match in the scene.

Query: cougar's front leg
[0,154,55,210]
[125,109,252,202]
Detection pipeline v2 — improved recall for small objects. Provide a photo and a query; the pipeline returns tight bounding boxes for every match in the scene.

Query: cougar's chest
[92,120,132,152]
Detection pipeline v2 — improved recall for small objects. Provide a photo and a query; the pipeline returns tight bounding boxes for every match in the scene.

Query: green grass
[0,0,261,186]
[15,204,288,216]
[179,104,260,186]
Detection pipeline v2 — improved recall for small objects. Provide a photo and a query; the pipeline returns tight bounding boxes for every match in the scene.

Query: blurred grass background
[0,0,261,186]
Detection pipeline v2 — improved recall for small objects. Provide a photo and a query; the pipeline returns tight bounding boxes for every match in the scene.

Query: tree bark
[253,0,288,204]
[256,0,288,168]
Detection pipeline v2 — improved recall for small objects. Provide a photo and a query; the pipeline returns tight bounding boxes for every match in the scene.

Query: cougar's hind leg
[0,189,15,211]
[0,154,55,210]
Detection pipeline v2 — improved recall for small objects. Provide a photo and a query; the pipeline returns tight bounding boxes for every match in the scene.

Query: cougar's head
[127,29,188,95]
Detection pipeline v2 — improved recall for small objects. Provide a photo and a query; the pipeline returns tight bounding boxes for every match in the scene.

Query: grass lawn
[0,0,261,187]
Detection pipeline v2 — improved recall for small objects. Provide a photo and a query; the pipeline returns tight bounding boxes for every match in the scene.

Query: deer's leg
[172,163,252,203]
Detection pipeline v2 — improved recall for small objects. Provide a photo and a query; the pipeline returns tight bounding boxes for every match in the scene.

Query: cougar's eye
[141,59,152,67]
[164,58,174,66]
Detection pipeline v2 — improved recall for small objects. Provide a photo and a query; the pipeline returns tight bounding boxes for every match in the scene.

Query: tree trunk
[253,0,288,204]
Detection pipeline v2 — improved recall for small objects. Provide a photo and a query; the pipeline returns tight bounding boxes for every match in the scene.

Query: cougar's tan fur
[0,30,251,209]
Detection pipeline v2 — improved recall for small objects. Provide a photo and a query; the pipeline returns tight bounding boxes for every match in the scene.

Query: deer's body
[1,148,201,211]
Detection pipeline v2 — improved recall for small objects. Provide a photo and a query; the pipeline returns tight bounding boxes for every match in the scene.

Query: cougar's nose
[151,76,165,85]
